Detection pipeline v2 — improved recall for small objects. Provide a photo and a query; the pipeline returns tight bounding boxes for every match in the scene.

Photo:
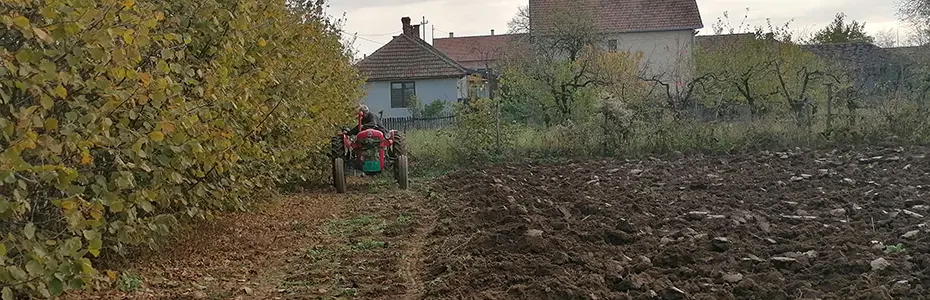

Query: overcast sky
[328,0,912,56]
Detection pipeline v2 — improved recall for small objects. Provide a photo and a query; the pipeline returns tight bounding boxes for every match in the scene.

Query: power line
[433,27,452,35]
[357,31,401,37]
[353,35,387,45]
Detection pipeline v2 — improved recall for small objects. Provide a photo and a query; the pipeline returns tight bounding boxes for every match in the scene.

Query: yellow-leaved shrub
[0,0,361,297]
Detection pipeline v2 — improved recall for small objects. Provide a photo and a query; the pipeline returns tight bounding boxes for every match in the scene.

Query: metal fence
[382,112,457,132]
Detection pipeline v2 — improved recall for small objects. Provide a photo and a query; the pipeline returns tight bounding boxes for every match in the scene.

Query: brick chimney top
[401,16,420,39]
[449,32,454,38]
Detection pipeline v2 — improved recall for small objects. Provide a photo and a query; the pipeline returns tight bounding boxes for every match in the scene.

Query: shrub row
[0,0,360,297]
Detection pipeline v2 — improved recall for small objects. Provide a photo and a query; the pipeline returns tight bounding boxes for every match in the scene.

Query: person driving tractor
[346,104,384,136]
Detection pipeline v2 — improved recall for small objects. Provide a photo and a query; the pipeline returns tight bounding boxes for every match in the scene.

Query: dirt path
[66,178,433,300]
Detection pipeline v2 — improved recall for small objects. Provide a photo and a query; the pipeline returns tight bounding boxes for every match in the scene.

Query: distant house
[532,0,704,83]
[433,31,522,71]
[356,17,473,118]
[433,0,704,86]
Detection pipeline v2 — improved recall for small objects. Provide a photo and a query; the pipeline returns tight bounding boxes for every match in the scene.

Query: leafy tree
[406,96,448,118]
[500,5,634,125]
[0,0,360,297]
[697,12,829,123]
[811,13,874,44]
[422,101,447,118]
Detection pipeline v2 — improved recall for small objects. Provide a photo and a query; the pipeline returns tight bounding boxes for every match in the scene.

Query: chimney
[411,24,420,38]
[449,32,454,38]
[491,29,495,35]
[401,17,413,36]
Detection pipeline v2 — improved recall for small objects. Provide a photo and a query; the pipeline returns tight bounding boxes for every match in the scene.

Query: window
[607,39,617,52]
[390,82,415,108]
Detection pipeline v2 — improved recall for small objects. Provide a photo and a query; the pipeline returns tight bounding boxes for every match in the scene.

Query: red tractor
[329,115,409,193]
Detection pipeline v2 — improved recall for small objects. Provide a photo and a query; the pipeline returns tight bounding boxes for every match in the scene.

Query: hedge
[0,0,361,297]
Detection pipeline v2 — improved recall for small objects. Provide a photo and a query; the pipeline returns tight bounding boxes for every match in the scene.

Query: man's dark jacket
[347,111,383,136]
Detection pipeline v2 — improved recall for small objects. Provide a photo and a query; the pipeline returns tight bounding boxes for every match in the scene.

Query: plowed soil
[422,146,930,300]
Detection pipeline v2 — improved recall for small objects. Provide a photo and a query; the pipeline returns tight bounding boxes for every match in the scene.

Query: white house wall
[362,77,461,118]
[606,29,696,85]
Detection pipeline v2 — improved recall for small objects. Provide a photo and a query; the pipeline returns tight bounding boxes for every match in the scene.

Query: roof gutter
[365,74,467,82]
[601,26,704,35]
[532,25,704,36]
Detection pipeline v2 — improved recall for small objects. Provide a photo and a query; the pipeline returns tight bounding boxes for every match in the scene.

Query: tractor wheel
[332,157,347,193]
[391,131,408,157]
[395,155,409,190]
[330,135,345,157]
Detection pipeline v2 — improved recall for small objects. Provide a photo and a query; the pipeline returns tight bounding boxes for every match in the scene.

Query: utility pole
[432,25,435,44]
[420,16,429,42]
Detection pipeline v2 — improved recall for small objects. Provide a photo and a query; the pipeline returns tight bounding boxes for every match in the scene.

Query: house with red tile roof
[355,17,474,118]
[433,32,524,70]
[434,0,704,84]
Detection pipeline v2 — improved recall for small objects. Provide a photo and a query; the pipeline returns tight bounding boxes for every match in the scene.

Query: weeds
[384,212,414,236]
[352,240,387,250]
[340,287,359,296]
[406,101,930,175]
[884,243,906,255]
[306,247,330,261]
[117,272,143,292]
[324,215,386,236]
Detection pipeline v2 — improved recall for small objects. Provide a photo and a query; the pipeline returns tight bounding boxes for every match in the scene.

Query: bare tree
[507,5,530,34]
[874,29,900,47]
[899,0,930,45]
[898,0,930,23]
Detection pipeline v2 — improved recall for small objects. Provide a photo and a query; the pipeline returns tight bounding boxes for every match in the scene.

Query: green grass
[324,215,387,237]
[306,246,330,261]
[383,212,414,236]
[404,103,930,175]
[352,239,386,250]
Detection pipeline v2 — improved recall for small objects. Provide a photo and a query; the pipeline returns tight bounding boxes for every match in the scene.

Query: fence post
[602,102,608,156]
[826,83,834,132]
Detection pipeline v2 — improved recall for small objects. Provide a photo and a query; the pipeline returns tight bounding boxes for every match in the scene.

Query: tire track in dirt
[63,189,363,300]
[273,180,435,300]
[64,177,437,300]
[398,195,435,300]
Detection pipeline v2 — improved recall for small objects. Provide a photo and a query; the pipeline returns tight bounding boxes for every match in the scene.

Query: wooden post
[603,102,608,156]
[826,83,833,132]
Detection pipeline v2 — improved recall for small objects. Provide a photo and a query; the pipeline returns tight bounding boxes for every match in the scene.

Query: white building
[355,17,474,118]
[435,0,704,86]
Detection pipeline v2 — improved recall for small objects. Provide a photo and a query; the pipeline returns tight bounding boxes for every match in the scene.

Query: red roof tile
[530,0,703,34]
[356,34,468,81]
[432,34,526,66]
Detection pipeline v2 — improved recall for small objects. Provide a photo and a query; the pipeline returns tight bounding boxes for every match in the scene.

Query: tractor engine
[355,129,386,174]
